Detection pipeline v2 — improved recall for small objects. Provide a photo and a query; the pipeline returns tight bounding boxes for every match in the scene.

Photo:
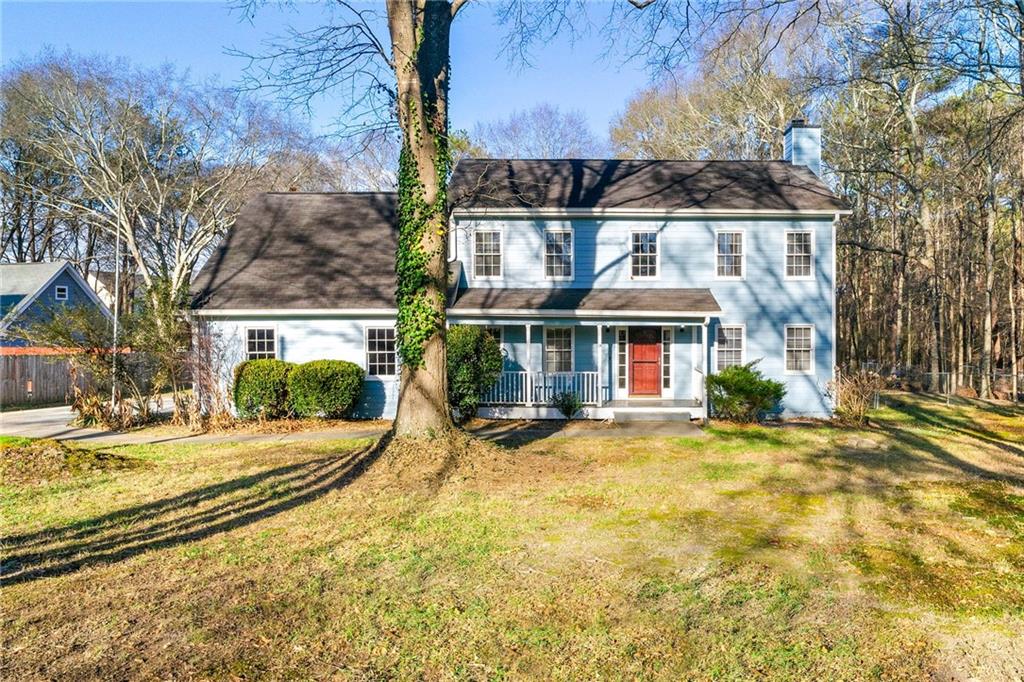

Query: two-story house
[192,120,849,420]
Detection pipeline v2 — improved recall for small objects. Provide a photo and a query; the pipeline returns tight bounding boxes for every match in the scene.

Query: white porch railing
[482,371,601,406]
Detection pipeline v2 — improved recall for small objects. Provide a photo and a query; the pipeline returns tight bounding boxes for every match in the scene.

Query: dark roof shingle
[449,159,847,213]
[191,193,397,311]
[451,287,721,315]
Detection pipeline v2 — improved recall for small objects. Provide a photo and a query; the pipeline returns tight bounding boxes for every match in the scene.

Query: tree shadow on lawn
[0,443,383,587]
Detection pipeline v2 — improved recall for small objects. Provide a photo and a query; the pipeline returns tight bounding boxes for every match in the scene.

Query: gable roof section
[191,192,398,311]
[0,260,111,330]
[449,159,849,215]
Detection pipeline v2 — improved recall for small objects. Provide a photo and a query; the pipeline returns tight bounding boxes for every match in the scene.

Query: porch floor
[604,399,701,408]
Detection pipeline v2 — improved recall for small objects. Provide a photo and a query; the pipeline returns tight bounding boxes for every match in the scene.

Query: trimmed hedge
[287,360,365,418]
[706,361,786,422]
[447,325,504,421]
[233,359,295,420]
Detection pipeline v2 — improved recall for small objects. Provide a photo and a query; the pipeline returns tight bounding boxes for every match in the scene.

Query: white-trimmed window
[366,327,397,376]
[544,327,573,373]
[716,325,745,370]
[631,231,659,278]
[544,228,573,280]
[616,328,627,390]
[245,328,277,360]
[785,325,814,373]
[786,231,813,279]
[474,229,502,279]
[716,231,744,279]
[661,327,672,389]
[54,285,69,301]
[484,325,503,345]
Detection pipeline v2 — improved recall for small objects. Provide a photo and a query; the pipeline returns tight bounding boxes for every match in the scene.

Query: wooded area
[2,0,1022,402]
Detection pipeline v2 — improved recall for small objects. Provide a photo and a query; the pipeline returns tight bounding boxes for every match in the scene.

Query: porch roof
[449,287,721,318]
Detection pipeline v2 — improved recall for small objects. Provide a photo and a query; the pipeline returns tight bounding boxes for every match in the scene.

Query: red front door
[629,327,661,396]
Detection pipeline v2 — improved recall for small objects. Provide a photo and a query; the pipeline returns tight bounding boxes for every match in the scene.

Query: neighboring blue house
[1,261,112,347]
[192,120,849,420]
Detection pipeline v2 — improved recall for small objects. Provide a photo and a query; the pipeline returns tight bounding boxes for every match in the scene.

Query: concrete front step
[612,410,693,423]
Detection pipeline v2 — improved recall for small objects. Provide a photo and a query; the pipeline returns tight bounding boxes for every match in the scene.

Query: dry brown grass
[1,394,1022,680]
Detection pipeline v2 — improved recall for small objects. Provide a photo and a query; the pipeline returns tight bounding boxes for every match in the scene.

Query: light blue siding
[206,316,399,419]
[784,126,822,176]
[455,215,836,417]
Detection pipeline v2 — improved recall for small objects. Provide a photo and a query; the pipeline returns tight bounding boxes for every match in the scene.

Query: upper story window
[473,229,502,279]
[716,325,744,370]
[786,231,813,279]
[716,231,744,279]
[544,327,573,373]
[54,285,69,301]
[246,328,276,360]
[544,228,573,280]
[366,327,397,376]
[631,231,659,278]
[785,325,814,374]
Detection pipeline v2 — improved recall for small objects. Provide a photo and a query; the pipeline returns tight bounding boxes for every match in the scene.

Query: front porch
[456,320,712,421]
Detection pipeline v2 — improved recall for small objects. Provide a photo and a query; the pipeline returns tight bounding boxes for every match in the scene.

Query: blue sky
[1,1,656,140]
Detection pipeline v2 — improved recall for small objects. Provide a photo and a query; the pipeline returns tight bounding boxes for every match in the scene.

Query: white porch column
[596,324,604,407]
[525,323,533,407]
[700,317,710,421]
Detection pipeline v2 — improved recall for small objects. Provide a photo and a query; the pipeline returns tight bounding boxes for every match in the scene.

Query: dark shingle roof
[191,193,397,311]
[451,287,721,315]
[449,159,847,213]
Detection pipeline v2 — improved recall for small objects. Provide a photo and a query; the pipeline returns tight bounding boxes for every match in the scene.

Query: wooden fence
[1,354,88,407]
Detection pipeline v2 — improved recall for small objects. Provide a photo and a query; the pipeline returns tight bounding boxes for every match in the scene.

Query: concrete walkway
[1,404,703,446]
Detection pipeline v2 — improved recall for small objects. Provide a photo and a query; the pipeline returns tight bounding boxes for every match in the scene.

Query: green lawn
[2,394,1022,680]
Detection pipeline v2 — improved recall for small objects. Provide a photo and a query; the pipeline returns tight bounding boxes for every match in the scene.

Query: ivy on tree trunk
[387,0,455,437]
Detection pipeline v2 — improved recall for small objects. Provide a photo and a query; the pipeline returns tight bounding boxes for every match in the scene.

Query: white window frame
[483,325,503,346]
[543,227,574,281]
[54,285,69,301]
[714,324,746,371]
[714,229,746,280]
[784,324,815,375]
[630,229,660,280]
[615,326,628,397]
[364,326,398,377]
[243,325,278,360]
[661,326,673,391]
[784,229,815,281]
[473,227,503,280]
[543,326,574,374]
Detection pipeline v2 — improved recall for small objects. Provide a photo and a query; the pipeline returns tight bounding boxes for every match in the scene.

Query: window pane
[246,328,276,360]
[367,327,397,376]
[785,326,813,372]
[716,326,743,369]
[474,231,502,278]
[544,327,572,373]
[786,233,812,278]
[662,327,672,388]
[617,328,627,389]
[545,231,573,278]
[716,232,743,278]
[631,232,658,278]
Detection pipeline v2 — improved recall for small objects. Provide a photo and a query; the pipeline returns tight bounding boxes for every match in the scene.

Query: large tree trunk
[387,0,455,438]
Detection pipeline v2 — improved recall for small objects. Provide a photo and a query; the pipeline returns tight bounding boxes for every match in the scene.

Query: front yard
[2,394,1022,679]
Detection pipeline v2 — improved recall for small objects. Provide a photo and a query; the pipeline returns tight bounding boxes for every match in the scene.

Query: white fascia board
[453,207,852,219]
[193,308,398,317]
